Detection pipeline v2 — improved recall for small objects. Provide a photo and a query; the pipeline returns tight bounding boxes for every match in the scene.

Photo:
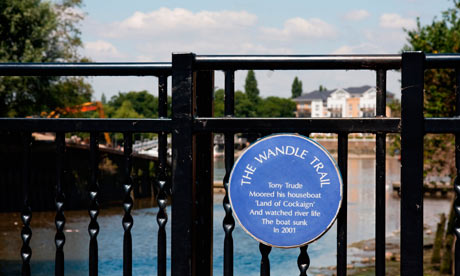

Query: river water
[0,157,452,275]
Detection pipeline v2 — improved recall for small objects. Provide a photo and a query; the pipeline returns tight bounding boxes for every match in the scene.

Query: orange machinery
[41,101,112,146]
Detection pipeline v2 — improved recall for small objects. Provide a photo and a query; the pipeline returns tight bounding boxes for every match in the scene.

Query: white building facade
[293,86,392,118]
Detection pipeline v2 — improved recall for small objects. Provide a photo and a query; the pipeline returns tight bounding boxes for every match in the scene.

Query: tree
[101,93,107,104]
[403,0,460,179]
[257,97,296,117]
[319,85,327,92]
[244,70,260,103]
[403,3,460,272]
[106,90,160,118]
[213,89,225,117]
[0,0,92,117]
[113,100,143,119]
[291,77,302,98]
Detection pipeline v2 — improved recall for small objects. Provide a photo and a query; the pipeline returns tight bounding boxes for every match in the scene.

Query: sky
[78,0,454,100]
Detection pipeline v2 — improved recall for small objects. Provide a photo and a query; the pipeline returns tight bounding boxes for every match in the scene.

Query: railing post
[195,70,214,275]
[171,53,199,276]
[400,51,425,275]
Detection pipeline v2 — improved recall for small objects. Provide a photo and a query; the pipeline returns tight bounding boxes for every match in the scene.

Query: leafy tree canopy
[403,0,460,117]
[257,96,296,117]
[291,76,302,98]
[107,90,159,118]
[214,88,295,118]
[0,0,92,117]
[113,100,143,119]
[403,0,460,178]
[244,70,260,103]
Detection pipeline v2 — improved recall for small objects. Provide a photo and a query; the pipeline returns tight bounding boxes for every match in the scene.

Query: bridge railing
[0,62,173,276]
[1,52,460,276]
[174,53,400,276]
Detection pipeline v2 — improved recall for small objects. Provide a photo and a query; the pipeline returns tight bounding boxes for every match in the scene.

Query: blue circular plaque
[229,134,342,248]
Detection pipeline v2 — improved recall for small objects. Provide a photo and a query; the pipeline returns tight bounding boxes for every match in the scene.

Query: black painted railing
[1,52,460,276]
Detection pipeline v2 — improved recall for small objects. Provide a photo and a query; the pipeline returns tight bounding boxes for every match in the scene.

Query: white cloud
[332,43,386,54]
[104,8,258,38]
[261,17,337,41]
[84,40,124,60]
[379,13,416,29]
[343,10,371,21]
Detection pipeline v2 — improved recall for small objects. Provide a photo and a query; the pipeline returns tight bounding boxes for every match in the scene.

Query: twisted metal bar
[21,132,32,276]
[123,132,133,276]
[88,132,100,276]
[55,132,66,276]
[259,243,271,276]
[156,74,168,276]
[297,245,310,276]
[223,70,235,276]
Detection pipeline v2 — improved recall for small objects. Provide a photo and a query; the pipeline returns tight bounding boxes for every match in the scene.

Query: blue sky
[78,0,453,100]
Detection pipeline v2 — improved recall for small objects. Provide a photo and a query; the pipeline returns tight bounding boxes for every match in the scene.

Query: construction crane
[41,101,112,146]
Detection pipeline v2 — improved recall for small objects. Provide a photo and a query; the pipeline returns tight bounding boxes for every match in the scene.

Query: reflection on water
[0,157,452,275]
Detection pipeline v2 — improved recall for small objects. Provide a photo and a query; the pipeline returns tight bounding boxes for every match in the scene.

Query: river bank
[323,220,452,276]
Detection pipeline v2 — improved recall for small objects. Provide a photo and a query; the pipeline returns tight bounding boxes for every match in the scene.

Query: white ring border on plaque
[228,133,343,248]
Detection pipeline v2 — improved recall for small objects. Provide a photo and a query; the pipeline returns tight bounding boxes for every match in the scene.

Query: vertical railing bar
[375,69,387,276]
[158,75,168,119]
[454,68,460,276]
[122,132,133,276]
[157,75,168,276]
[337,133,348,276]
[400,51,425,275]
[55,132,66,276]
[298,133,310,276]
[297,245,310,276]
[194,70,215,275]
[88,132,100,276]
[21,132,32,276]
[171,53,197,276]
[259,243,271,276]
[223,70,235,276]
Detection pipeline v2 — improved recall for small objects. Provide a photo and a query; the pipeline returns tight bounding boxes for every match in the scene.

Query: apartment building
[293,85,394,118]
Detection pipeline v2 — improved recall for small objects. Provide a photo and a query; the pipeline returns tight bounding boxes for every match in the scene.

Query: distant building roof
[292,89,333,102]
[293,85,394,102]
[346,85,372,95]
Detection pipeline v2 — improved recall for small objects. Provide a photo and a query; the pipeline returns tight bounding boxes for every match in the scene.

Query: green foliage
[403,0,460,178]
[113,100,143,119]
[319,85,327,92]
[403,1,460,117]
[257,97,296,117]
[101,93,107,104]
[214,89,295,118]
[106,90,161,118]
[291,77,302,98]
[0,0,92,117]
[214,89,225,117]
[235,90,258,117]
[244,70,260,103]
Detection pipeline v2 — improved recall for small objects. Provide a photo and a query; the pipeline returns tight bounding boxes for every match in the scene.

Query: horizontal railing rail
[193,117,401,133]
[194,54,401,70]
[0,64,171,276]
[3,52,460,276]
[0,62,172,76]
[0,118,173,132]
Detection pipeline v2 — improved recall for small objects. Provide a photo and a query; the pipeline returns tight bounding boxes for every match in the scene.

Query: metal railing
[0,52,459,276]
[0,62,172,276]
